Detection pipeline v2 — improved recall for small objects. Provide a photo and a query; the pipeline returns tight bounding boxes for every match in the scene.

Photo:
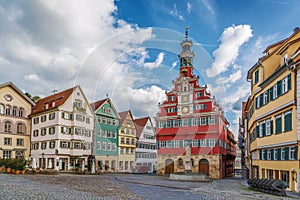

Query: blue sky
[0,0,299,136]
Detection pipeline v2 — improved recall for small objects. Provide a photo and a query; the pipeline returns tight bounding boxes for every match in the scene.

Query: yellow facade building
[246,27,300,192]
[118,110,137,172]
[0,82,35,160]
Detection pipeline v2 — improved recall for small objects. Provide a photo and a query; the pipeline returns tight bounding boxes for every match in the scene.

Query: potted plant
[15,158,27,174]
[4,159,12,173]
[0,159,4,172]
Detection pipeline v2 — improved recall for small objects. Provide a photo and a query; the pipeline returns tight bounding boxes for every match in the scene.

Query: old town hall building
[155,29,236,178]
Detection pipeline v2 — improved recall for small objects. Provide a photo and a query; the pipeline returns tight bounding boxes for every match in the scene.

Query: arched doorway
[165,158,174,174]
[199,158,209,176]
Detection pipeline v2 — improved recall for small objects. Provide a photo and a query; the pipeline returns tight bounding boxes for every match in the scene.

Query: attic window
[45,104,49,109]
[52,102,55,107]
[77,92,80,96]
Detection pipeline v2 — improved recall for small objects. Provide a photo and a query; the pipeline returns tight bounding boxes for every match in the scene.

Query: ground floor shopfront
[30,155,87,171]
[156,154,234,179]
[95,155,117,172]
[251,160,300,192]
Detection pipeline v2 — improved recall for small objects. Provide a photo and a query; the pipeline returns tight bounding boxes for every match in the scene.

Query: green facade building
[90,98,120,172]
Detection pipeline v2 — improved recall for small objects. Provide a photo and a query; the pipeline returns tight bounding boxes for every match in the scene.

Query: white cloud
[169,3,184,21]
[24,74,40,81]
[216,69,242,84]
[187,2,192,14]
[144,52,165,69]
[206,24,253,77]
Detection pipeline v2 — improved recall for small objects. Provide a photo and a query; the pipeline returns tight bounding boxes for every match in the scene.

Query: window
[178,158,183,167]
[97,130,101,137]
[254,70,259,84]
[195,104,206,110]
[33,130,39,137]
[275,115,282,134]
[41,128,47,136]
[102,117,107,124]
[12,107,17,116]
[3,150,12,159]
[17,123,24,134]
[73,100,82,108]
[19,108,24,117]
[4,138,11,145]
[33,117,39,124]
[5,105,11,115]
[61,141,68,149]
[284,110,292,132]
[0,104,4,114]
[49,141,55,149]
[126,138,130,144]
[263,92,269,105]
[41,115,47,122]
[120,148,124,154]
[281,148,285,160]
[4,121,11,133]
[49,127,55,135]
[33,143,39,150]
[112,143,116,151]
[102,142,106,151]
[41,142,47,149]
[97,142,101,150]
[49,113,55,120]
[170,96,175,101]
[265,119,272,136]
[131,139,135,145]
[273,84,278,99]
[16,139,24,146]
[121,138,125,144]
[86,117,90,124]
[281,171,290,187]
[74,142,81,149]
[290,147,296,160]
[15,150,23,159]
[107,142,111,151]
[196,92,202,98]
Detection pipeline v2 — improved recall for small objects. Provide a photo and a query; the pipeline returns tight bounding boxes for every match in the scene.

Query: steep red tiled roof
[118,110,130,126]
[90,99,107,112]
[134,117,149,138]
[31,86,76,116]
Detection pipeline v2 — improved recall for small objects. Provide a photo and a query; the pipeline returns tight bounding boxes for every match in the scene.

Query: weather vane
[51,86,58,94]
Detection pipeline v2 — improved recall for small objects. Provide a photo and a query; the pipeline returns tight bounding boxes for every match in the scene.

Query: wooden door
[199,159,209,176]
[275,170,279,180]
[165,159,174,174]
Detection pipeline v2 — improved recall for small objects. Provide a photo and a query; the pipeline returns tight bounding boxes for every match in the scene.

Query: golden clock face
[182,106,189,114]
[182,95,189,103]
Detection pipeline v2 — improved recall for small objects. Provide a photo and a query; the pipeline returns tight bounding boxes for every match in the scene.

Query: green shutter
[287,74,291,90]
[269,87,273,101]
[264,149,267,160]
[259,150,262,160]
[171,141,174,148]
[179,140,183,147]
[61,127,64,133]
[285,147,289,160]
[294,146,298,160]
[270,120,273,134]
[262,123,266,137]
[60,141,63,148]
[284,112,292,132]
[206,117,209,125]
[270,149,274,160]
[259,94,264,107]
[62,112,65,119]
[275,116,282,134]
[157,141,160,148]
[277,80,282,96]
[256,126,259,138]
[277,148,281,160]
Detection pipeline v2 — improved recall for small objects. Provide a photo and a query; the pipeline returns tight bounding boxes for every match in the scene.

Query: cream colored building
[30,85,94,171]
[118,110,136,172]
[246,27,300,192]
[0,82,35,160]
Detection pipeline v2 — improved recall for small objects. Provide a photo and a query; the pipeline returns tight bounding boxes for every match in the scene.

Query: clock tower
[155,27,236,179]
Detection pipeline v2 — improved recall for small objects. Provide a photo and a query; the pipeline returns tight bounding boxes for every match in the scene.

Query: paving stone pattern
[0,173,297,200]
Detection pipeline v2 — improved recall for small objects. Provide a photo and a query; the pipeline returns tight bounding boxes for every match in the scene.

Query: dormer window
[282,53,288,65]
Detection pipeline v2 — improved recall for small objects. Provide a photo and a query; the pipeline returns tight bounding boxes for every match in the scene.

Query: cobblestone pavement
[0,173,298,200]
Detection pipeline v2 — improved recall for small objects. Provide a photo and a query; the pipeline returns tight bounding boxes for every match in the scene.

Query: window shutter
[277,80,282,96]
[157,141,160,148]
[262,123,266,137]
[259,150,262,160]
[61,127,64,133]
[255,97,259,109]
[256,125,259,138]
[69,128,73,135]
[284,147,289,160]
[277,148,281,160]
[264,149,267,160]
[294,146,298,160]
[206,117,209,125]
[68,142,71,148]
[60,141,63,148]
[62,112,65,119]
[259,94,264,107]
[179,140,183,148]
[70,113,73,120]
[269,87,273,101]
[287,74,291,90]
[270,120,273,134]
[270,149,274,160]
